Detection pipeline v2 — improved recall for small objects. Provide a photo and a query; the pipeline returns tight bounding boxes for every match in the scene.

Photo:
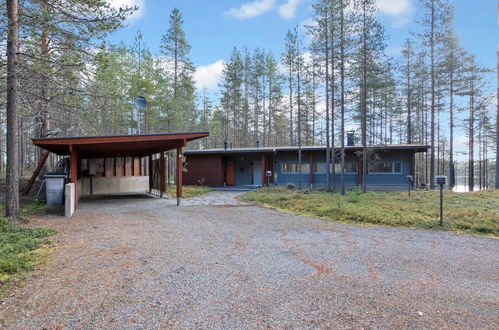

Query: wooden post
[262,155,267,186]
[176,146,183,206]
[23,149,49,195]
[70,145,78,209]
[148,155,153,193]
[309,152,314,188]
[160,151,165,198]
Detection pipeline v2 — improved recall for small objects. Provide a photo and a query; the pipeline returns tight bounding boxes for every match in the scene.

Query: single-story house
[183,144,429,191]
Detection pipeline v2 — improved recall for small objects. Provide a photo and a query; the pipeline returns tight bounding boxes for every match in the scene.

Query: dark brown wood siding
[184,154,223,187]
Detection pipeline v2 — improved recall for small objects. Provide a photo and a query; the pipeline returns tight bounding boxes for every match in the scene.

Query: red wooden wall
[184,154,224,187]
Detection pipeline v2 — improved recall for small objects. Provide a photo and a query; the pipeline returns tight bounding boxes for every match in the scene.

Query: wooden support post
[23,149,50,195]
[70,145,78,209]
[310,152,314,187]
[262,155,267,186]
[160,151,165,198]
[176,146,183,206]
[148,155,153,193]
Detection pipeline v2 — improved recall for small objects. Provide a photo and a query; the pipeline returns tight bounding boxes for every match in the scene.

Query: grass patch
[241,188,499,237]
[0,216,55,300]
[0,180,57,300]
[164,185,211,198]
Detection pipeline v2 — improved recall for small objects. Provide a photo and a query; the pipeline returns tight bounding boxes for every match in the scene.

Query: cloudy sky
[108,0,498,158]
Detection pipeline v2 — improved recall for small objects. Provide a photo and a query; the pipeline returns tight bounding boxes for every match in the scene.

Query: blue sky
[108,0,498,159]
[108,0,497,90]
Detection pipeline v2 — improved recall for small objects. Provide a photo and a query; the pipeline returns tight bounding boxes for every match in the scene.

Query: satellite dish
[134,96,147,111]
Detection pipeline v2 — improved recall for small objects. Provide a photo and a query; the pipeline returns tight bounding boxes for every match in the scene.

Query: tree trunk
[468,80,474,192]
[361,1,367,193]
[430,0,436,189]
[496,47,499,189]
[407,50,412,144]
[325,11,331,191]
[5,0,20,221]
[449,68,454,189]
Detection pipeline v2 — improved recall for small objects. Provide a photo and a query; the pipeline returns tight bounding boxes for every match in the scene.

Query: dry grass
[164,185,211,198]
[241,188,499,236]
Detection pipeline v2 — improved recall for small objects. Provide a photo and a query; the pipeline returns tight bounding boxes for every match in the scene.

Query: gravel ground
[1,192,498,329]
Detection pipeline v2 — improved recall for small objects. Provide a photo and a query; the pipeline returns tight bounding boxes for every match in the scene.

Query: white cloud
[300,17,317,30]
[278,0,302,19]
[376,0,411,16]
[194,60,225,90]
[108,0,145,20]
[376,0,413,28]
[227,0,276,19]
[454,135,468,148]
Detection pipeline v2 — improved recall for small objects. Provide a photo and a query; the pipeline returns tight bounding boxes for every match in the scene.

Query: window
[281,163,310,173]
[332,161,357,173]
[314,163,326,173]
[314,162,357,173]
[369,161,402,173]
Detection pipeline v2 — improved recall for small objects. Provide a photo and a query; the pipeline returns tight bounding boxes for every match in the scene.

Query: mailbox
[266,170,272,177]
[406,175,413,184]
[435,175,447,186]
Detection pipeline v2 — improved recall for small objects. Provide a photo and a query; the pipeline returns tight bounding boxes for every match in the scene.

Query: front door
[226,161,235,186]
[253,161,262,186]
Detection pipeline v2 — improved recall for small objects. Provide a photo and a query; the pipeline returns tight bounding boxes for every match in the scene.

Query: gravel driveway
[1,192,498,328]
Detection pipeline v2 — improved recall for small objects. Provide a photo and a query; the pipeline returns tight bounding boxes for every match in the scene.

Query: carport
[28,132,208,213]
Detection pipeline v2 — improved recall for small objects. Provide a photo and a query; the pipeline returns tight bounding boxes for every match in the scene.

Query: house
[183,144,429,191]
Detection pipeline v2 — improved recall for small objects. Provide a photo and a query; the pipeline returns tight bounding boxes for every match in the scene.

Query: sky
[107,0,498,159]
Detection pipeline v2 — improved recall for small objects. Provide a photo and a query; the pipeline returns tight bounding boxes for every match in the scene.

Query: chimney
[347,131,355,146]
[224,141,228,150]
[256,140,260,148]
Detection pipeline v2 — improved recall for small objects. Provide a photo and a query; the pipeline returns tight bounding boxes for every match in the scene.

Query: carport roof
[32,132,209,158]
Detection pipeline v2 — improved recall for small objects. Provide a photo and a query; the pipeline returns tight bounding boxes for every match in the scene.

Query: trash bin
[44,174,66,206]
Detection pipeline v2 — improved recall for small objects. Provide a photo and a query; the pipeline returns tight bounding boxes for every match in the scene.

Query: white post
[65,183,75,217]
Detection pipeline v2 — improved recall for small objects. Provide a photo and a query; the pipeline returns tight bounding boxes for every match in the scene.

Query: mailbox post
[266,170,272,194]
[435,175,447,226]
[406,175,413,197]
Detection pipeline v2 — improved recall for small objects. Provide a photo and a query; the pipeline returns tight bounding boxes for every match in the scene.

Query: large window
[314,163,326,173]
[281,163,310,173]
[314,162,357,173]
[333,161,358,173]
[369,161,402,174]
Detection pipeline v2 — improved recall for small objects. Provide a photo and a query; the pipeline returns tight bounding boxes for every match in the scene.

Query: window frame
[369,161,403,174]
[281,163,311,174]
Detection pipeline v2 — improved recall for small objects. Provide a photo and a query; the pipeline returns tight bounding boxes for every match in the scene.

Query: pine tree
[160,8,196,131]
[352,0,387,193]
[5,0,20,221]
[418,0,452,188]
